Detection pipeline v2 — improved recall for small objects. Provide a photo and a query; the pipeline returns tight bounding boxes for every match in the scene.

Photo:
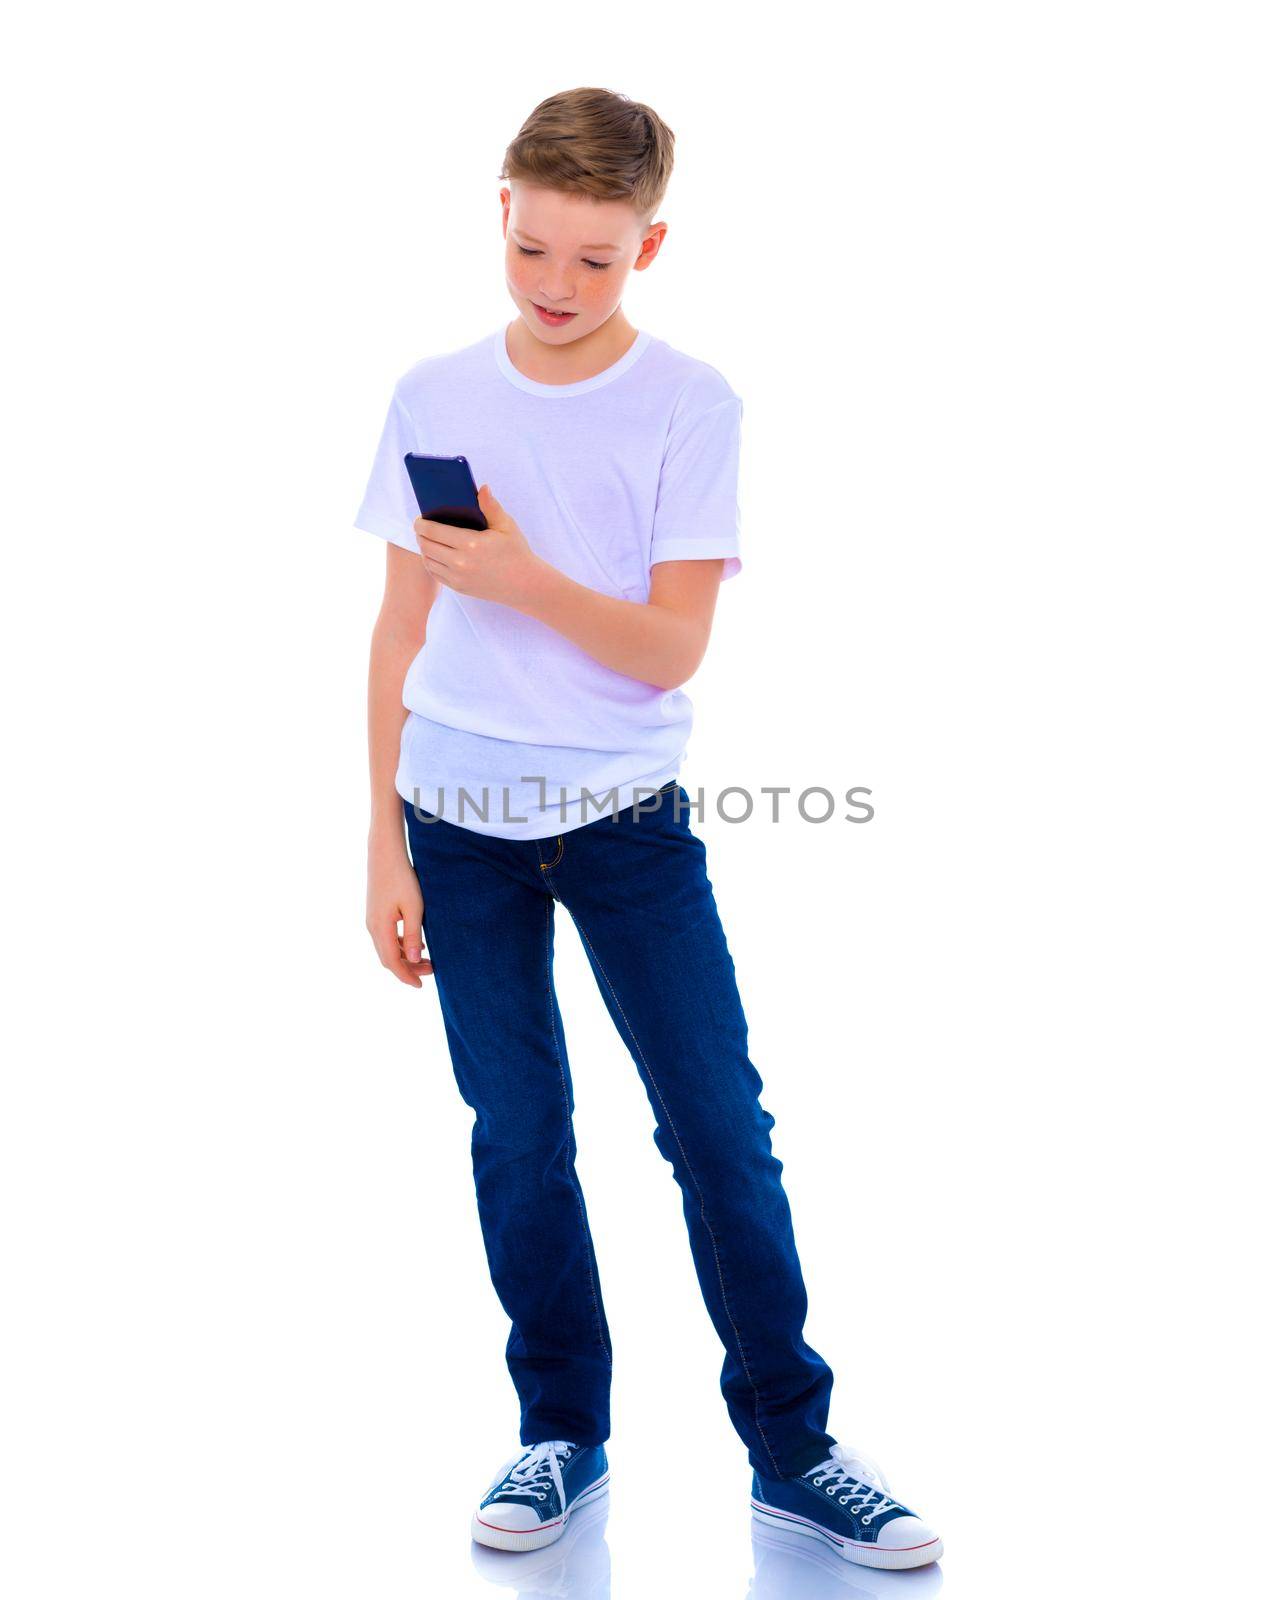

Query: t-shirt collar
[492,323,652,398]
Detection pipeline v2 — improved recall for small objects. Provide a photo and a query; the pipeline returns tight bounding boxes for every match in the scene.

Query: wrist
[368,807,407,855]
[512,553,562,618]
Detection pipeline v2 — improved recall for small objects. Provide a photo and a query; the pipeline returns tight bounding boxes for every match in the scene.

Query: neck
[505,309,639,386]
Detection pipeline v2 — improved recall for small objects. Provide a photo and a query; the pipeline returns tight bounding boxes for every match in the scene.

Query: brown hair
[499,87,675,226]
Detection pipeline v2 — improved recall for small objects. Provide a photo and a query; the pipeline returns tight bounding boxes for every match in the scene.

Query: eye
[516,244,610,271]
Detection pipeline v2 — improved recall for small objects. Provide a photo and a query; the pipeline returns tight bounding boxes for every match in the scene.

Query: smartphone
[403,453,488,532]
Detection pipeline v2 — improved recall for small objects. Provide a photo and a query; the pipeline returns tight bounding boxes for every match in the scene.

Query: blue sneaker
[750,1443,942,1570]
[472,1439,610,1552]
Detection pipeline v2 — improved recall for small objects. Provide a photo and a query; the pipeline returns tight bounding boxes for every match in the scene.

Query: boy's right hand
[366,845,432,987]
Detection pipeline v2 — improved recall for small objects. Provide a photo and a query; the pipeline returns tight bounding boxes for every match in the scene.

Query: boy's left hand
[415,485,545,609]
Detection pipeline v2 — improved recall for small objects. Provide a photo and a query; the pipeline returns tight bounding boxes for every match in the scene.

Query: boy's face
[500,181,664,344]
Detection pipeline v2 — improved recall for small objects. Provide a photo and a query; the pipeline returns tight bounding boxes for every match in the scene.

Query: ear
[633,220,668,271]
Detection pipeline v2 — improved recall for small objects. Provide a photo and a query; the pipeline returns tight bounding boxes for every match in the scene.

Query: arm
[416,484,725,691]
[366,543,438,987]
[512,555,724,690]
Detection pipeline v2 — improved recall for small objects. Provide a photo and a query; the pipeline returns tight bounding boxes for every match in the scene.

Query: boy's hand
[415,485,547,609]
[366,844,432,988]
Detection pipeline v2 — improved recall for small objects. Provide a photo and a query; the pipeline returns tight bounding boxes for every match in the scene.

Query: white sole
[750,1497,943,1570]
[471,1473,610,1552]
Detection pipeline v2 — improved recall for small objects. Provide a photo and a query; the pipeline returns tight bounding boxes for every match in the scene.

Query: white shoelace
[493,1440,575,1510]
[804,1443,903,1522]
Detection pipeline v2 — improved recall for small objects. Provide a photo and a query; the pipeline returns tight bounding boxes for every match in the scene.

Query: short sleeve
[353,386,421,554]
[649,394,744,581]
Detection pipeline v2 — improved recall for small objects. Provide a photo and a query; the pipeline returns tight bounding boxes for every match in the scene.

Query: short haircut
[500,87,675,227]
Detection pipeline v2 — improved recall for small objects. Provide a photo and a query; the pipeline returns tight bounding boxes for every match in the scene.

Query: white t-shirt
[353,322,743,840]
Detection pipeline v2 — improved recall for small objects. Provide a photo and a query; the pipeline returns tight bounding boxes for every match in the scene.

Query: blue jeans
[402,781,836,1479]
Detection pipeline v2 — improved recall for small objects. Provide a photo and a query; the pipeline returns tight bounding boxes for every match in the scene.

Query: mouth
[532,301,578,326]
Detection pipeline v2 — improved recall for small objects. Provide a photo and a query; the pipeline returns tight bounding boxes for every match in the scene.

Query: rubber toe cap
[877,1514,941,1552]
[475,1499,543,1534]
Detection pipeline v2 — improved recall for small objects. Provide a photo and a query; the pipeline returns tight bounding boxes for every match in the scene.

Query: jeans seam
[544,893,610,1361]
[564,906,782,1478]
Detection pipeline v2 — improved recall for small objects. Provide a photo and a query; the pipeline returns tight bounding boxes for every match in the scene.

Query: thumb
[477,483,507,526]
[402,914,423,966]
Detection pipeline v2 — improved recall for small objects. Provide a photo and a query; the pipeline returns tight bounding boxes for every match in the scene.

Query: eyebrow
[511,229,623,254]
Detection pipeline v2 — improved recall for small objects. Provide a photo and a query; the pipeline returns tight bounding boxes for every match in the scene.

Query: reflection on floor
[470,1492,611,1599]
[466,1492,945,1599]
[749,1522,944,1599]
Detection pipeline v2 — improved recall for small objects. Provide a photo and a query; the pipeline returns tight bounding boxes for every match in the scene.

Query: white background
[4,4,1276,1597]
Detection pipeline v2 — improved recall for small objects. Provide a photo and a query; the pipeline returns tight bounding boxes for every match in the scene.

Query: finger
[417,536,458,561]
[416,531,463,569]
[420,556,454,586]
[389,953,423,987]
[414,516,465,548]
[401,910,425,968]
[373,921,422,987]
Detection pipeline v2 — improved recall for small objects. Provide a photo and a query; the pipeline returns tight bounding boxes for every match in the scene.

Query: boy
[354,87,941,1571]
